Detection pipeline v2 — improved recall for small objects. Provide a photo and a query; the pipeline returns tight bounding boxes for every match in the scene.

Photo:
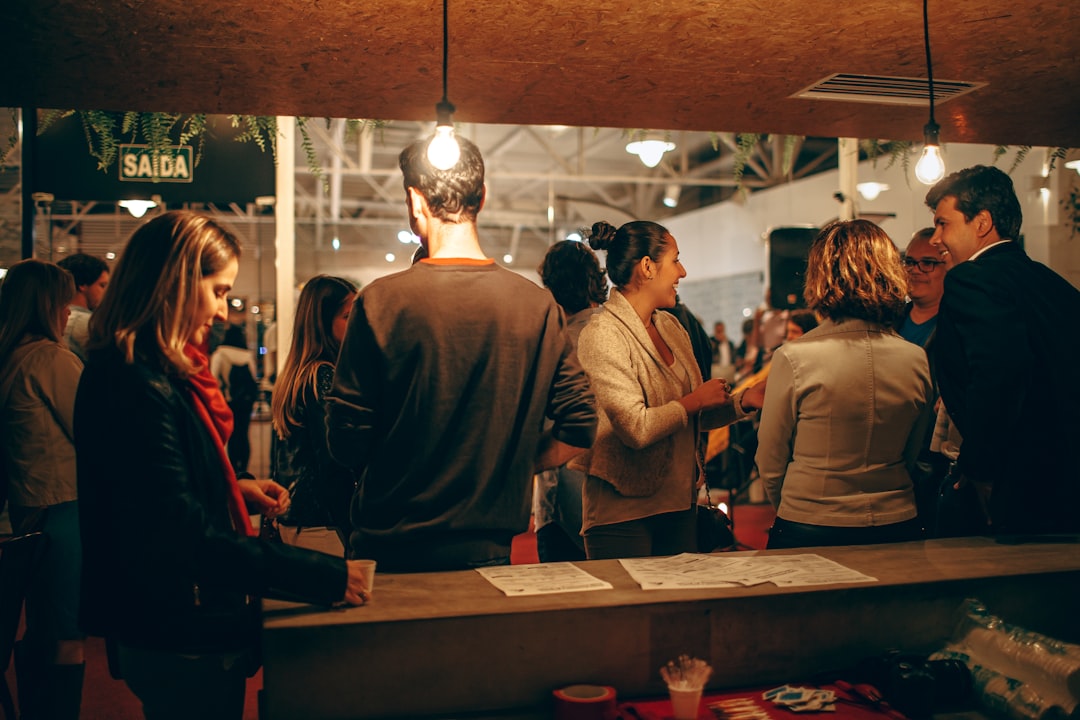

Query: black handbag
[695,448,734,552]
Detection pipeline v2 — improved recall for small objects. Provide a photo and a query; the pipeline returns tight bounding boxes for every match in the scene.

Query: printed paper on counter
[619,553,877,590]
[476,562,614,596]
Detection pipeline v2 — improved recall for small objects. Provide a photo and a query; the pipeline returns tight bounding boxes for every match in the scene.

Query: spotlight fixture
[626,133,675,168]
[1066,159,1080,177]
[119,198,157,218]
[856,182,890,201]
[662,183,681,208]
[914,0,945,185]
[426,0,460,170]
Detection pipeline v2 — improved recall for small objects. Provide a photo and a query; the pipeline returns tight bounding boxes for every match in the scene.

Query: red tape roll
[553,684,618,720]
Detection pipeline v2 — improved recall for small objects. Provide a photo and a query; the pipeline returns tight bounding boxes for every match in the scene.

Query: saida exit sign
[119,144,193,183]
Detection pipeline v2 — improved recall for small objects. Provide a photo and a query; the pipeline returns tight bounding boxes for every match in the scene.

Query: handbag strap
[696,442,716,509]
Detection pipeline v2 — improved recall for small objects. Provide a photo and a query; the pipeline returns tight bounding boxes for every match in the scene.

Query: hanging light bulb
[626,136,676,168]
[427,100,460,170]
[915,0,945,185]
[426,0,460,170]
[915,123,945,184]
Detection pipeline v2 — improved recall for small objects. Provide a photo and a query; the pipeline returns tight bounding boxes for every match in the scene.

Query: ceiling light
[426,0,460,170]
[119,198,157,218]
[503,253,513,263]
[914,0,945,185]
[626,134,676,168]
[566,231,582,242]
[398,230,419,244]
[1066,159,1080,176]
[385,252,396,262]
[856,182,890,201]
[663,183,681,208]
[332,237,340,251]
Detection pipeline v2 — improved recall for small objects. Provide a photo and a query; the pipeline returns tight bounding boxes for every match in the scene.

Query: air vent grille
[794,73,985,106]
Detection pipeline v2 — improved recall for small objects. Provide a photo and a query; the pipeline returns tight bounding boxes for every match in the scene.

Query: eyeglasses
[903,257,946,272]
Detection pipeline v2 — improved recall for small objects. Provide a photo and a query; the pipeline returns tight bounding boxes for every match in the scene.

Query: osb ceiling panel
[3,0,1078,147]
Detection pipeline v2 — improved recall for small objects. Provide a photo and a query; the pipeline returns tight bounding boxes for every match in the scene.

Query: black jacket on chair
[75,349,345,654]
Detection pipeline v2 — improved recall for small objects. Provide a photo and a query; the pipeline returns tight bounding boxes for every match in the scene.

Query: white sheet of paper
[619,553,877,590]
[475,562,614,596]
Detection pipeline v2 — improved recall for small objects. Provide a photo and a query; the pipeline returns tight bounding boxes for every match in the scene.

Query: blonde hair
[271,275,357,439]
[803,219,907,326]
[90,211,241,377]
[0,259,76,361]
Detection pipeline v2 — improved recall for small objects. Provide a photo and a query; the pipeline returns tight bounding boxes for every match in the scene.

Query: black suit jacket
[933,242,1080,534]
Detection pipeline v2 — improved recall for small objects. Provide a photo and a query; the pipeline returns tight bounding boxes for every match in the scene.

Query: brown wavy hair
[89,211,241,377]
[803,219,907,326]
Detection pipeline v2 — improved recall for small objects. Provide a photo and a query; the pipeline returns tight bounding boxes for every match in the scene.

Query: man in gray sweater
[327,135,597,572]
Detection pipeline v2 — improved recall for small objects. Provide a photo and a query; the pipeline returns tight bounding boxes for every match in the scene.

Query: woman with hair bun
[570,221,760,559]
[755,219,932,549]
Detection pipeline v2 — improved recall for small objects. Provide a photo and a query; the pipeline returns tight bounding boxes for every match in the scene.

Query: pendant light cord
[440,0,449,103]
[923,0,936,125]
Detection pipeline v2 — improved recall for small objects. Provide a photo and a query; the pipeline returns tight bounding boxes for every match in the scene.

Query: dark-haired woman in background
[0,259,86,718]
[571,221,761,559]
[75,211,369,719]
[272,275,359,556]
[756,219,932,549]
[533,240,607,561]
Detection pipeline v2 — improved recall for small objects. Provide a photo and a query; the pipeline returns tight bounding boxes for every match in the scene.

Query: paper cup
[355,559,376,594]
[668,685,703,720]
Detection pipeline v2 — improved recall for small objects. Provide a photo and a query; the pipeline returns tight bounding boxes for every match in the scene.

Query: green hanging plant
[732,132,760,187]
[1063,182,1080,239]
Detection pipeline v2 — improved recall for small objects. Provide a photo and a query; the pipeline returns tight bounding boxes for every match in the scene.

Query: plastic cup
[356,559,376,594]
[668,685,703,720]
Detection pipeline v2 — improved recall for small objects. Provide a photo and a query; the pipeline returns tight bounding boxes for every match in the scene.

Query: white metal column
[275,116,296,376]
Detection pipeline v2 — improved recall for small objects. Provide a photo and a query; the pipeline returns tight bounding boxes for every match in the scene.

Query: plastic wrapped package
[931,647,1072,720]
[956,599,1080,701]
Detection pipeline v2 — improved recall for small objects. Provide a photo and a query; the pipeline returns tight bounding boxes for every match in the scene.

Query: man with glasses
[898,227,948,348]
[925,164,1080,536]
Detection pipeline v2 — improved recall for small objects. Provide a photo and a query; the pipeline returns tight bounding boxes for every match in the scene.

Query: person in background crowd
[926,164,1080,535]
[75,211,368,720]
[756,220,932,549]
[0,259,86,720]
[533,240,608,562]
[572,220,761,560]
[271,275,359,556]
[327,136,597,572]
[895,227,953,535]
[710,321,735,367]
[784,309,819,342]
[210,324,259,473]
[734,317,754,380]
[898,227,947,348]
[56,253,109,363]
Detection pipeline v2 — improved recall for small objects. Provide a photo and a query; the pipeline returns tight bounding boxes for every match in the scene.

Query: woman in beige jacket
[572,221,760,559]
[755,220,932,549]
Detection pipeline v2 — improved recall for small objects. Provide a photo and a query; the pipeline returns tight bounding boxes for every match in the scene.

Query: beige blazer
[755,318,932,527]
[571,291,742,531]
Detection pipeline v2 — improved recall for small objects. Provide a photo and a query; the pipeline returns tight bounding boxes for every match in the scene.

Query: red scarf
[183,343,256,537]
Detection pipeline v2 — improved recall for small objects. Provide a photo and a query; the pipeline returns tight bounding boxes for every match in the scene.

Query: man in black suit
[926,165,1080,535]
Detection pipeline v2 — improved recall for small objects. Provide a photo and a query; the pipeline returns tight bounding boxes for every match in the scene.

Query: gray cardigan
[571,291,743,531]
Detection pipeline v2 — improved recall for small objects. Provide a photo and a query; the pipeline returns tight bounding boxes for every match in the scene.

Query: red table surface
[617,684,904,720]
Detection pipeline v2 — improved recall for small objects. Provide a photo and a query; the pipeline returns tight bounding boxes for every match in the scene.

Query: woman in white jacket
[572,221,761,559]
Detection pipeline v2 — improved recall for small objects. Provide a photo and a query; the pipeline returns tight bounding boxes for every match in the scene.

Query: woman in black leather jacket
[271,275,359,555]
[74,211,369,720]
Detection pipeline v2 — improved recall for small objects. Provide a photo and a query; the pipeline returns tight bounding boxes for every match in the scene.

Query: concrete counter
[262,537,1080,719]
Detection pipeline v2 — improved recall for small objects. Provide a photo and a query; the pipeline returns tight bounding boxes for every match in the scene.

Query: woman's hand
[680,378,730,414]
[739,380,767,411]
[238,478,292,519]
[343,560,372,605]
